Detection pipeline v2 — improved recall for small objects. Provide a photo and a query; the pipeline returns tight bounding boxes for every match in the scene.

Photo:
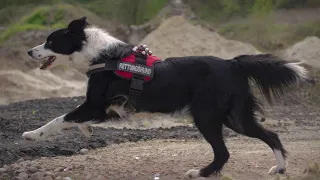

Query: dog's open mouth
[40,56,56,70]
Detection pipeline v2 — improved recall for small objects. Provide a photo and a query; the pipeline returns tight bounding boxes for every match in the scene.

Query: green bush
[0,0,59,10]
[276,0,320,8]
[84,0,168,25]
[0,5,66,43]
[23,6,65,25]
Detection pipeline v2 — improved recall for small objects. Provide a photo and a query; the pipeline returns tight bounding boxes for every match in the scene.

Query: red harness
[115,54,161,82]
[86,45,161,112]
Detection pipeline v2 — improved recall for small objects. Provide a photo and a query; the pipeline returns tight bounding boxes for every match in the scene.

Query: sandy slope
[141,16,260,59]
[283,36,320,68]
[0,68,86,105]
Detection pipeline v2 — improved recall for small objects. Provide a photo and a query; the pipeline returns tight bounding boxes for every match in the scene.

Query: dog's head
[27,17,89,70]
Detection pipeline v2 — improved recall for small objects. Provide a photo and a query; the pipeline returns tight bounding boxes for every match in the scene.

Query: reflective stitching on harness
[117,61,154,77]
[87,63,105,72]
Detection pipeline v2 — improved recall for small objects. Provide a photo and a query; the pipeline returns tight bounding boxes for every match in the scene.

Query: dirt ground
[7,139,318,180]
[0,96,319,180]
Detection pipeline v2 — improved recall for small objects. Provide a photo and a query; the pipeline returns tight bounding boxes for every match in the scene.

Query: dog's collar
[86,60,118,77]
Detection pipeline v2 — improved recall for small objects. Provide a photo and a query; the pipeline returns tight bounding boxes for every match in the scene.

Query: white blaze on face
[28,26,126,71]
[28,43,70,70]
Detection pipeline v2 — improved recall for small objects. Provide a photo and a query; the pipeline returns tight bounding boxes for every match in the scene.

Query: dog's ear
[67,16,89,33]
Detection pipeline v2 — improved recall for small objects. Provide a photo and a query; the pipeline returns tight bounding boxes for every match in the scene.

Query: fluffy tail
[232,54,308,104]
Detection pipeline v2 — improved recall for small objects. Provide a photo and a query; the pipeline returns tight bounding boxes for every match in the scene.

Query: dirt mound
[140,16,260,59]
[284,36,320,68]
[0,68,87,105]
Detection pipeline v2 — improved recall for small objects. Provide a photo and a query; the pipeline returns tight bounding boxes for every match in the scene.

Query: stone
[63,177,72,180]
[54,176,62,180]
[17,158,25,163]
[17,166,27,173]
[28,166,39,173]
[96,175,105,180]
[80,149,89,155]
[30,172,46,180]
[45,171,54,177]
[0,168,6,173]
[85,174,92,180]
[54,167,64,172]
[12,164,22,171]
[17,172,29,180]
[131,171,139,177]
[54,172,68,177]
[43,176,54,180]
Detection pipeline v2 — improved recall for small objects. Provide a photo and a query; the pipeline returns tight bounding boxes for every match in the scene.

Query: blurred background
[0,2,320,179]
[0,0,319,104]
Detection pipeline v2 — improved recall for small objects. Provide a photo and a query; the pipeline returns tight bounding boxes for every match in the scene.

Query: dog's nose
[27,50,33,56]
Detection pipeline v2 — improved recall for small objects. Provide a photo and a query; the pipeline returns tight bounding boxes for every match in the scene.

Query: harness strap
[129,53,148,112]
[86,60,118,77]
[86,45,155,112]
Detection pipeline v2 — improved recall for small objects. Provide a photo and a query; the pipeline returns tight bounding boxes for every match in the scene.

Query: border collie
[23,17,308,178]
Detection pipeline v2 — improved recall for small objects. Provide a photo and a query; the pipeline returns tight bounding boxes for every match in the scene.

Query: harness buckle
[128,77,144,112]
[129,77,144,94]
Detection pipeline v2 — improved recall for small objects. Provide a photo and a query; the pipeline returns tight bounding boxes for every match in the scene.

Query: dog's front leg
[22,101,106,141]
[22,114,76,141]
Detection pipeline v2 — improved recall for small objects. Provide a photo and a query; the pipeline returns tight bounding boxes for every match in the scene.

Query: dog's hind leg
[186,105,229,178]
[224,96,287,175]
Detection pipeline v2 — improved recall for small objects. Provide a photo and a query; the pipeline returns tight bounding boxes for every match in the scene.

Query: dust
[94,112,193,130]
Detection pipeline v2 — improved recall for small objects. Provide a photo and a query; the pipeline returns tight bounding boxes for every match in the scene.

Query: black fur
[34,18,307,177]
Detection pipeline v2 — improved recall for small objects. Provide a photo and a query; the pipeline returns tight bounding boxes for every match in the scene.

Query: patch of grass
[134,0,168,25]
[83,0,168,25]
[0,0,60,9]
[23,6,65,26]
[0,5,32,25]
[1,0,168,26]
[0,5,67,43]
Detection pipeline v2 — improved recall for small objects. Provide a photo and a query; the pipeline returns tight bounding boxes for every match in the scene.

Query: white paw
[22,130,47,141]
[268,166,286,175]
[186,169,201,179]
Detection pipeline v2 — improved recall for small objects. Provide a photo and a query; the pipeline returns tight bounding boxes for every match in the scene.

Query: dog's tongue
[40,57,54,70]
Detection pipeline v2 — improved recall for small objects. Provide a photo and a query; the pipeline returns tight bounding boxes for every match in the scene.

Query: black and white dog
[24,17,308,178]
